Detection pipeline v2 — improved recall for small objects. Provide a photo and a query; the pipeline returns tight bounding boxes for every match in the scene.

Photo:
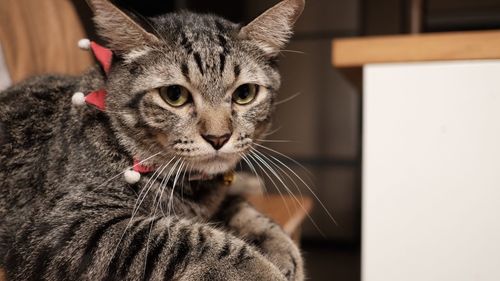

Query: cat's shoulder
[1,74,79,99]
[0,74,84,117]
[0,74,84,126]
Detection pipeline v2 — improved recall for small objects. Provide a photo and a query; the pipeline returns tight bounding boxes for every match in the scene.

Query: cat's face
[90,0,304,175]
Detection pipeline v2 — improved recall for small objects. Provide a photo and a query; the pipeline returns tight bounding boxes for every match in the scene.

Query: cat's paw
[179,243,287,281]
[249,228,304,281]
[223,202,305,281]
[235,249,290,281]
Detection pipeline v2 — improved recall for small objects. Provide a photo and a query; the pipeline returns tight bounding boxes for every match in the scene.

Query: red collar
[132,159,156,174]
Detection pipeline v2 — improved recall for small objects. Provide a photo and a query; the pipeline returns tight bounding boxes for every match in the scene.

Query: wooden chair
[0,0,92,83]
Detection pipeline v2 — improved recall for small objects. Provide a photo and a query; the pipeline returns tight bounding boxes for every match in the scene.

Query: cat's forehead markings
[219,54,226,74]
[181,63,191,83]
[193,52,204,75]
[234,65,241,78]
[179,32,194,54]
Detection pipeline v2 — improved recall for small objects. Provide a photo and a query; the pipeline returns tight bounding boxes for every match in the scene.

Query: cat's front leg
[4,206,288,281]
[216,196,305,281]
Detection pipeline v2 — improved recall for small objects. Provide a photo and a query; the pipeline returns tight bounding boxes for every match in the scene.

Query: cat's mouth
[185,152,240,175]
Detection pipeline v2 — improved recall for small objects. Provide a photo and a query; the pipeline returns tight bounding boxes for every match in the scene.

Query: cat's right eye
[159,85,191,107]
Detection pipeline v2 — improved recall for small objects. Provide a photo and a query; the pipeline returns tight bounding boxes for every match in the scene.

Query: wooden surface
[247,194,313,237]
[333,30,500,68]
[0,0,93,83]
[0,195,312,280]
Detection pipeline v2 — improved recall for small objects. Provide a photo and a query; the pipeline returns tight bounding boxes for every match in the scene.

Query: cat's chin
[188,154,240,175]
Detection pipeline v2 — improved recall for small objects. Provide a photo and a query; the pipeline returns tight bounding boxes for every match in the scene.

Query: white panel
[363,60,500,281]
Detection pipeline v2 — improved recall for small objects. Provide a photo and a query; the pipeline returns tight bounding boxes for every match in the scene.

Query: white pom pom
[78,38,91,50]
[124,169,141,184]
[71,92,86,106]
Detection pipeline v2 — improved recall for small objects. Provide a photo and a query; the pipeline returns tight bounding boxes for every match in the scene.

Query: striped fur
[0,0,305,280]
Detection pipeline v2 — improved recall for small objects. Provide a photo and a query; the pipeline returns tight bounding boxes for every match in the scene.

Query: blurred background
[2,0,500,280]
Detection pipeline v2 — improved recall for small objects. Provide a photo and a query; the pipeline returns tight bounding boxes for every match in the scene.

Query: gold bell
[223,171,235,186]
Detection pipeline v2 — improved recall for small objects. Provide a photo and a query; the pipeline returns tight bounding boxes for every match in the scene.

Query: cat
[0,0,305,280]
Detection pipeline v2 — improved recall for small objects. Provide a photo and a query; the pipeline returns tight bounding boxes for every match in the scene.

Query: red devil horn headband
[72,39,151,184]
[71,39,113,111]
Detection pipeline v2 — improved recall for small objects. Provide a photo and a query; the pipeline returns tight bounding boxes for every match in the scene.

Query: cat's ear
[87,0,160,53]
[239,0,305,56]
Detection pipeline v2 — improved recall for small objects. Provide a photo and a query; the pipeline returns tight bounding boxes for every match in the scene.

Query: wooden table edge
[332,30,500,69]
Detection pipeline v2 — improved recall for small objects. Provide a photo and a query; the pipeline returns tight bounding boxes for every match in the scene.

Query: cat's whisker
[179,162,191,204]
[250,150,291,193]
[251,148,306,199]
[254,143,314,179]
[168,161,186,217]
[109,157,173,268]
[237,156,243,171]
[275,92,302,106]
[130,157,171,214]
[127,156,177,241]
[164,162,180,218]
[250,148,327,235]
[280,49,306,55]
[161,159,182,218]
[158,160,184,216]
[95,151,163,192]
[170,162,194,216]
[151,160,176,218]
[101,109,140,115]
[140,158,182,277]
[143,163,183,278]
[131,157,175,219]
[255,139,294,143]
[247,153,322,236]
[240,153,267,194]
[128,163,165,225]
[262,126,282,137]
[255,147,338,226]
[158,158,182,218]
[170,161,186,215]
[120,151,164,194]
[251,148,302,195]
[246,153,293,218]
[249,150,304,215]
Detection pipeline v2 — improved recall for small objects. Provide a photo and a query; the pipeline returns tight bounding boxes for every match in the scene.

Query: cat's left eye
[159,85,191,107]
[233,84,259,105]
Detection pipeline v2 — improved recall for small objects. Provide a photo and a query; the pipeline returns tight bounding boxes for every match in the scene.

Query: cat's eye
[159,85,191,107]
[233,84,259,105]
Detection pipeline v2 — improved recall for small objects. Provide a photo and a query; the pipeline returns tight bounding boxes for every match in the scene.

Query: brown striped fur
[0,0,305,280]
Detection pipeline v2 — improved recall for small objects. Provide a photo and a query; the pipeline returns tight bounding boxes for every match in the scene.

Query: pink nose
[202,134,231,150]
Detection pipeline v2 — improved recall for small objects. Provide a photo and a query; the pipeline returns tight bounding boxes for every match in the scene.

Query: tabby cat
[0,0,305,280]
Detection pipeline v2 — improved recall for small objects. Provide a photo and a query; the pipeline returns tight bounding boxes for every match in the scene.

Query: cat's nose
[202,133,231,150]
